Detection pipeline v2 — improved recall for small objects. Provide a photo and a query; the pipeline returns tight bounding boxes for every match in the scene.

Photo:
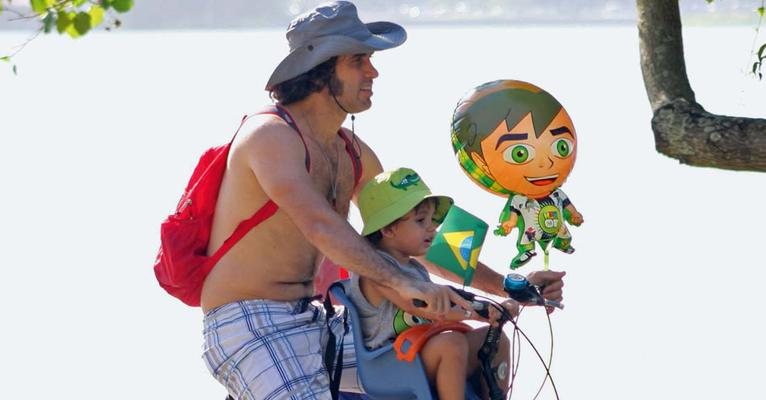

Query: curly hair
[270,56,340,105]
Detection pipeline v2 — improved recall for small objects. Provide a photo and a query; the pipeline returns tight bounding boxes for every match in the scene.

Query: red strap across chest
[206,106,363,267]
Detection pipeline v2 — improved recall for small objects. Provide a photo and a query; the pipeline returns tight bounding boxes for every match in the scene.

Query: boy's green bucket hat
[359,167,453,236]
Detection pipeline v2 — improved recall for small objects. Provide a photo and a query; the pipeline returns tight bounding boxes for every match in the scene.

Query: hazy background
[0,0,761,30]
[1,1,764,399]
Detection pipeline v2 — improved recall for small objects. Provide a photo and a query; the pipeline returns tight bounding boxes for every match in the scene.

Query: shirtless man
[200,2,565,399]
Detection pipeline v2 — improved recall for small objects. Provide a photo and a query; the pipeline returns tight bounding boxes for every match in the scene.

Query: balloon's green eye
[504,144,535,165]
[551,138,574,158]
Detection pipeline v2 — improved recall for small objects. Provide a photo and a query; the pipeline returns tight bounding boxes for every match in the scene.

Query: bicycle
[446,273,563,400]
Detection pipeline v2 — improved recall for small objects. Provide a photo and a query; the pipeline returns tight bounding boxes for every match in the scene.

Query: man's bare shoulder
[238,113,295,142]
[230,113,306,157]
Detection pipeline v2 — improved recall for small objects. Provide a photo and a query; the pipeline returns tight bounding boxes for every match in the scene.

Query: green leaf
[56,10,74,34]
[42,12,55,33]
[88,5,105,27]
[73,0,88,6]
[0,56,9,63]
[753,62,759,75]
[111,0,133,13]
[13,64,17,75]
[31,0,49,13]
[758,43,766,60]
[758,7,765,17]
[73,11,91,35]
[100,0,111,10]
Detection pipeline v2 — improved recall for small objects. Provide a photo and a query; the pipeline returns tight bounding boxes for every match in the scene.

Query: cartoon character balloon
[451,80,584,270]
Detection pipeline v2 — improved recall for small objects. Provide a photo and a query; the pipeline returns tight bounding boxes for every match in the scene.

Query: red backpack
[154,105,361,306]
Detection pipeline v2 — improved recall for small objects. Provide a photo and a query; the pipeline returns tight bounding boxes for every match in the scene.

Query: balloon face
[452,80,577,199]
[478,108,576,199]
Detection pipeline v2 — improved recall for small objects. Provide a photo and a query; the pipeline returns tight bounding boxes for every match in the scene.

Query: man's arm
[416,256,566,312]
[243,120,464,315]
[416,256,506,297]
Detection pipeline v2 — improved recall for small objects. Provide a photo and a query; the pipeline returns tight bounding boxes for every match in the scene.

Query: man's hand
[398,280,472,318]
[526,270,566,314]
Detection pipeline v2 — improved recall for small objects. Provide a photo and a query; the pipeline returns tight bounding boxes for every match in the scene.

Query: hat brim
[361,192,453,236]
[266,21,406,90]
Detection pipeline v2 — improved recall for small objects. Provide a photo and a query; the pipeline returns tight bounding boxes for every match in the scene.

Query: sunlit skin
[333,52,378,113]
[379,200,438,265]
[477,109,577,200]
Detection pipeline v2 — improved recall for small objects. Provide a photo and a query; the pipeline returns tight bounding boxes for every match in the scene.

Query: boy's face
[383,200,438,259]
[478,108,577,199]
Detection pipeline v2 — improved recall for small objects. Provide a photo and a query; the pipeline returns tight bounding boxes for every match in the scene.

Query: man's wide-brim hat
[266,1,407,90]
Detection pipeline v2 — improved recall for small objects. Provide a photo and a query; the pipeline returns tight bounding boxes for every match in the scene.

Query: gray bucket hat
[265,1,407,90]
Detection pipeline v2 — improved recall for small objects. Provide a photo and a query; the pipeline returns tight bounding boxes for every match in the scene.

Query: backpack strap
[206,105,310,267]
[337,129,363,190]
[323,281,349,400]
[263,104,311,170]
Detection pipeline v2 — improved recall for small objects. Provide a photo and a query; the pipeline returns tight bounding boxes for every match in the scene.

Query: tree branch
[653,99,766,171]
[637,0,696,111]
[637,0,766,173]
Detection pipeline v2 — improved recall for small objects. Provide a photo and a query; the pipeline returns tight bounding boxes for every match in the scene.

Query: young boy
[345,167,518,400]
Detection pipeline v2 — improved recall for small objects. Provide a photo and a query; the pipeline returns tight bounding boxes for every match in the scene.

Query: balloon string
[532,309,555,400]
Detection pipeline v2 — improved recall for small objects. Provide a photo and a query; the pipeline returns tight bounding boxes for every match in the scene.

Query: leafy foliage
[754,42,766,80]
[25,0,132,37]
[0,0,133,73]
[754,2,766,79]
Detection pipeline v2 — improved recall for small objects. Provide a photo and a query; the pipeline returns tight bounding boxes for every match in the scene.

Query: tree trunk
[637,0,766,172]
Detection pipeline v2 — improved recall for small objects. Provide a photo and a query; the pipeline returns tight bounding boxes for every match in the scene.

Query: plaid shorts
[202,297,362,400]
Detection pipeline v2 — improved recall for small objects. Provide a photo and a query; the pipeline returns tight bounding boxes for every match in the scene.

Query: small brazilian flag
[426,205,488,286]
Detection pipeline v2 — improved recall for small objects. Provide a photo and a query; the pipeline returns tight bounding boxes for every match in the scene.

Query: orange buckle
[393,321,472,362]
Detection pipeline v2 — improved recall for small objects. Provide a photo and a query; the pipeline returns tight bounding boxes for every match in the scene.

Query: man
[200,2,565,399]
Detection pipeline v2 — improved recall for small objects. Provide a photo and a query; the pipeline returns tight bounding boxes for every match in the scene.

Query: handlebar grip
[449,286,476,300]
[544,299,564,309]
[449,287,490,318]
